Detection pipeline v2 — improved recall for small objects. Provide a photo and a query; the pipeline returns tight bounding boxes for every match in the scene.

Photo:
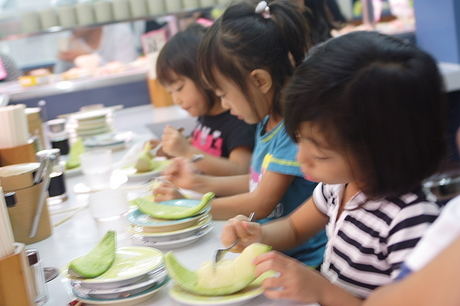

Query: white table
[27,105,310,306]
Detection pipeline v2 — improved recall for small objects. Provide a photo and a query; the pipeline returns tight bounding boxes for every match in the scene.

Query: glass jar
[47,118,69,155]
[36,149,68,205]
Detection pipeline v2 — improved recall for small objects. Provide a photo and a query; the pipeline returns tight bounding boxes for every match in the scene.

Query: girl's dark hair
[156,23,216,110]
[284,31,448,199]
[303,0,334,46]
[197,0,310,121]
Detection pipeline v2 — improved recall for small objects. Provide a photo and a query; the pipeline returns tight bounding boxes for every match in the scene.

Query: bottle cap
[4,192,16,208]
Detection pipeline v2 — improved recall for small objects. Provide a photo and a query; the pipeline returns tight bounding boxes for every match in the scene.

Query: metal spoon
[213,212,255,267]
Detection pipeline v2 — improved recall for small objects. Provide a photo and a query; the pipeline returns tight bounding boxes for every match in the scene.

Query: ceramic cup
[39,8,59,29]
[112,0,131,20]
[129,0,148,18]
[58,5,77,27]
[147,0,165,15]
[164,0,182,12]
[76,2,95,26]
[79,149,112,190]
[182,0,199,9]
[94,1,114,23]
[200,0,215,7]
[20,10,41,33]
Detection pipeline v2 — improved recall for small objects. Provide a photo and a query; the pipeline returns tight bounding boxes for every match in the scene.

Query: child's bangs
[156,57,180,86]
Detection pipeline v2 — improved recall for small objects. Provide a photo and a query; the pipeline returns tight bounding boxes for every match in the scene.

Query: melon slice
[68,230,116,278]
[131,192,215,220]
[66,137,85,170]
[164,243,271,296]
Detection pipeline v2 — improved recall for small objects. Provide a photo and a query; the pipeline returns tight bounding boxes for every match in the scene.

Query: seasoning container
[26,249,49,306]
[47,119,69,155]
[36,149,67,205]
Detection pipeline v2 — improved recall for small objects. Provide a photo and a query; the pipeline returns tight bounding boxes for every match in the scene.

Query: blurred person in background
[54,23,138,73]
[0,53,22,82]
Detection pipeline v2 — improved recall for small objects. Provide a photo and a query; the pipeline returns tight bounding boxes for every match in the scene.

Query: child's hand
[162,157,200,190]
[254,251,329,304]
[153,181,185,201]
[148,139,168,157]
[221,215,262,253]
[161,125,190,157]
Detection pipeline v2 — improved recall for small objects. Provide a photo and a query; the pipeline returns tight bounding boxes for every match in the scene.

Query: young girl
[363,195,460,306]
[154,23,256,176]
[159,0,327,268]
[221,31,447,304]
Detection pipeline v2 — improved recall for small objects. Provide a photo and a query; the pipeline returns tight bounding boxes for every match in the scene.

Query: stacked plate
[84,131,133,151]
[127,201,214,249]
[63,246,169,305]
[67,109,115,139]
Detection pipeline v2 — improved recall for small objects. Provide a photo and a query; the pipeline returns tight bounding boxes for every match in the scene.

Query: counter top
[22,104,313,306]
[0,67,149,102]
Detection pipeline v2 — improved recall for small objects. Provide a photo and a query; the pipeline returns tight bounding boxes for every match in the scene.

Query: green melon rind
[164,243,272,296]
[68,230,117,278]
[131,192,215,220]
[66,137,85,170]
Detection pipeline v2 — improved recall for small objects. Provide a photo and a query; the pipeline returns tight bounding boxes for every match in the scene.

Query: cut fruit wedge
[68,231,116,278]
[164,243,271,296]
[131,192,215,220]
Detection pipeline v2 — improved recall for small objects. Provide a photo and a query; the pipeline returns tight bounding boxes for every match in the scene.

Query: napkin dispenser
[0,243,35,306]
[0,163,52,244]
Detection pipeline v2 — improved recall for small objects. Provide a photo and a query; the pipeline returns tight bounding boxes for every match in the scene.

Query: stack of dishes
[62,246,169,305]
[84,131,133,151]
[67,109,115,139]
[127,199,214,249]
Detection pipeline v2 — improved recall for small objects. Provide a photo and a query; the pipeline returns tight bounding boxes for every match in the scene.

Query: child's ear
[249,69,272,94]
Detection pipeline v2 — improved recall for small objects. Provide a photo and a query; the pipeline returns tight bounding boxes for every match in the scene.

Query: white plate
[127,207,211,231]
[77,126,113,137]
[73,277,169,305]
[127,214,212,239]
[71,109,112,121]
[72,268,168,299]
[169,276,266,306]
[131,222,213,249]
[84,131,133,147]
[115,159,171,181]
[62,246,164,288]
[65,166,82,177]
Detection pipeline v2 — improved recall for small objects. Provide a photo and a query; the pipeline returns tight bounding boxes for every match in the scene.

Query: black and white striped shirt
[314,183,441,298]
[0,54,22,82]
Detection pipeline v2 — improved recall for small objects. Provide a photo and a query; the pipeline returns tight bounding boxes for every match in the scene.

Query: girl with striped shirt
[221,31,447,305]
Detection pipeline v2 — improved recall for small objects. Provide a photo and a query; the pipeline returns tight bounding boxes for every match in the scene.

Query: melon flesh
[68,230,116,278]
[165,243,271,295]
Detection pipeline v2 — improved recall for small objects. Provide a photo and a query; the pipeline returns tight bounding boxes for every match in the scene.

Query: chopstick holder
[0,243,35,306]
[0,187,15,258]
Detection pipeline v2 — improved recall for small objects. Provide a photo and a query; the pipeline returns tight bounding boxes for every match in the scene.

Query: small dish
[115,159,171,181]
[127,214,212,239]
[131,222,213,249]
[169,276,265,306]
[73,276,169,305]
[71,109,112,121]
[62,246,164,289]
[65,166,82,178]
[72,268,168,299]
[84,131,133,148]
[127,207,211,232]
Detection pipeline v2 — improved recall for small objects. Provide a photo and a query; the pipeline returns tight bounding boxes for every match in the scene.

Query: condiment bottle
[36,149,67,205]
[47,118,69,155]
[26,249,49,306]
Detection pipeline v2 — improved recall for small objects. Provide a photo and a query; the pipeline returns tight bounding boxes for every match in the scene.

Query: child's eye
[176,85,183,91]
[314,156,329,160]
